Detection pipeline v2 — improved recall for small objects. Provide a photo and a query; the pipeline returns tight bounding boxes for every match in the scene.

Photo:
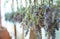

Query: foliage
[5,0,60,27]
[5,0,60,38]
[5,7,25,23]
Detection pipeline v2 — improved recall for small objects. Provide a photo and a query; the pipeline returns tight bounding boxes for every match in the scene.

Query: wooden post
[22,26,24,39]
[14,24,17,39]
[30,27,37,39]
